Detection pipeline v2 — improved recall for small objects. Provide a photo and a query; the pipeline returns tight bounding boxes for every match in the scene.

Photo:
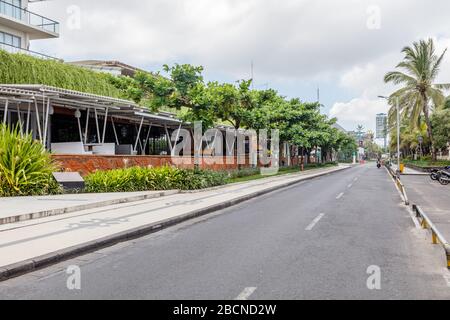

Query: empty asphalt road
[1,165,449,300]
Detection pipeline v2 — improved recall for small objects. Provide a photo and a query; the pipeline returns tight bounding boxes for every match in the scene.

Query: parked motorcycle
[438,170,450,185]
[431,166,450,181]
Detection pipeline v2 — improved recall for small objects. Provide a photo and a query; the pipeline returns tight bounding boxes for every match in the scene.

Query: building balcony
[0,41,60,60]
[0,0,59,39]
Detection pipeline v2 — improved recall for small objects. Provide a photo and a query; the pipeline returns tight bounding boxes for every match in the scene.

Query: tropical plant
[0,124,60,197]
[384,39,450,160]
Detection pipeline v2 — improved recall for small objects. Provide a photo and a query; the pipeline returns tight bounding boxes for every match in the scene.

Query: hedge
[84,166,228,193]
[0,50,123,98]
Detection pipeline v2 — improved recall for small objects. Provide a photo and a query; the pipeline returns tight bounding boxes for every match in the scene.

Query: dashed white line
[305,213,325,231]
[348,184,353,188]
[354,177,358,182]
[235,287,257,300]
[336,192,344,200]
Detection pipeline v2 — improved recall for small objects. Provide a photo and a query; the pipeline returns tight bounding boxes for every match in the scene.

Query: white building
[0,0,59,59]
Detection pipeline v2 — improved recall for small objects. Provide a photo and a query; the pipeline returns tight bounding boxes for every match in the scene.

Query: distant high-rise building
[376,113,387,139]
[376,113,388,149]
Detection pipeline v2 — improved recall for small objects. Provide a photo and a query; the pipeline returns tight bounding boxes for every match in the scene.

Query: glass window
[4,33,13,46]
[0,0,22,19]
[0,32,21,48]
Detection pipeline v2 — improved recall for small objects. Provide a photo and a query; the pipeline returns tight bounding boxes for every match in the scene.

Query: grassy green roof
[0,50,123,98]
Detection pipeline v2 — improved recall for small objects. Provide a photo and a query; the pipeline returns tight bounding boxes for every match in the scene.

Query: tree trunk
[422,96,436,161]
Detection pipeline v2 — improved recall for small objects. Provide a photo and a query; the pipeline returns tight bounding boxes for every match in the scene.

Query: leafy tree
[431,109,450,151]
[384,39,450,160]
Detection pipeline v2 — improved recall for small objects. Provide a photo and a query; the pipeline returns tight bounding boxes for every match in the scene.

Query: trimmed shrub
[0,124,61,197]
[84,166,227,193]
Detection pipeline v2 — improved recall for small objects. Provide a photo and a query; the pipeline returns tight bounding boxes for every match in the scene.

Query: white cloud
[329,97,389,132]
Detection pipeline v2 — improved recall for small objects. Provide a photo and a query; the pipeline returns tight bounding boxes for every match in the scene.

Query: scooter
[431,166,450,181]
[438,169,450,185]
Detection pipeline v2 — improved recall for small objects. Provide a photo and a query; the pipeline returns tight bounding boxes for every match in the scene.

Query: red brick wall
[51,155,258,176]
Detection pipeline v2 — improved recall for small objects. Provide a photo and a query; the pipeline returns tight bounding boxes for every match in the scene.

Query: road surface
[1,165,449,300]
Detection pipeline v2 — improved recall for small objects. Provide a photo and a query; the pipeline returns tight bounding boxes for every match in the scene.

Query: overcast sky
[30,0,450,135]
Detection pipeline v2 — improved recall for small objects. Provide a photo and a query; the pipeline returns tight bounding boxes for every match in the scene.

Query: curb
[0,166,350,281]
[0,190,180,226]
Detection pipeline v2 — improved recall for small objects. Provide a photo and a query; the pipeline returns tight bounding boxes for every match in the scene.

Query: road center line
[336,192,344,200]
[305,213,325,231]
[235,287,257,300]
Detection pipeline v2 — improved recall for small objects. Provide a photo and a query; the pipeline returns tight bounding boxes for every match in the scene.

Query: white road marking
[305,213,325,231]
[348,184,353,188]
[354,177,358,182]
[235,287,257,300]
[336,192,344,200]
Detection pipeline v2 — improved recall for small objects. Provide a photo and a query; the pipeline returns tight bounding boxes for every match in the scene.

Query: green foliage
[84,166,227,193]
[384,38,450,160]
[0,50,123,98]
[0,124,61,197]
[431,109,450,150]
[106,61,355,155]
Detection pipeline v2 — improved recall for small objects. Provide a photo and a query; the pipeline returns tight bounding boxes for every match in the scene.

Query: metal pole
[16,103,23,136]
[94,109,101,143]
[143,123,153,155]
[34,99,42,141]
[111,117,119,146]
[84,108,90,145]
[164,124,173,153]
[134,117,144,153]
[3,99,8,124]
[26,102,31,134]
[102,107,109,144]
[396,97,400,169]
[43,98,51,147]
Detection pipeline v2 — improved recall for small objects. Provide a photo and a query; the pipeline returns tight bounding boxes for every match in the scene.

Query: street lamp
[378,95,401,171]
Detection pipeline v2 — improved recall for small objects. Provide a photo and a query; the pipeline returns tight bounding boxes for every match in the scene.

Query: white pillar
[2,99,8,124]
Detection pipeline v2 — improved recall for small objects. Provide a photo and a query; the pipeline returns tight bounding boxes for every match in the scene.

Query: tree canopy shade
[0,50,123,98]
[384,38,450,160]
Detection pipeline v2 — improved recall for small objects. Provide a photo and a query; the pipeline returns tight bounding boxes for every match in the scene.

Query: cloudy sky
[30,0,450,135]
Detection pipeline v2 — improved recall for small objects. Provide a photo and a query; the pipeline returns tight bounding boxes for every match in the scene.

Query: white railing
[0,0,59,34]
[0,42,60,61]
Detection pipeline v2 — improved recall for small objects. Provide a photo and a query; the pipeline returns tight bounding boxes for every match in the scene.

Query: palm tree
[384,38,450,161]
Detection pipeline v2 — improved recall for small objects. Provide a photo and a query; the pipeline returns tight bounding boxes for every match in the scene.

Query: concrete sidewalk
[391,164,428,176]
[401,175,450,246]
[0,165,350,280]
[0,191,179,225]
